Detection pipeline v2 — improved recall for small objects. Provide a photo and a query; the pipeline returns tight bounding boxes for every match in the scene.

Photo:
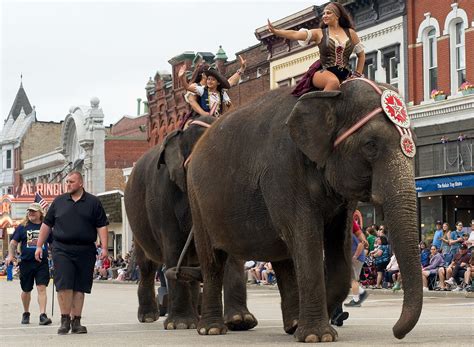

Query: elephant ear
[157,130,186,192]
[286,91,340,168]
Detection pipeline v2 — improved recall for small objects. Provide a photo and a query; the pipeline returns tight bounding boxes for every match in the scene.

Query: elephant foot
[164,315,197,330]
[137,306,160,323]
[224,311,258,331]
[197,318,228,335]
[284,319,298,335]
[294,324,338,343]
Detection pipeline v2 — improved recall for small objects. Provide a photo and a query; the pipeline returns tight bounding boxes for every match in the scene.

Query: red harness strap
[333,78,415,158]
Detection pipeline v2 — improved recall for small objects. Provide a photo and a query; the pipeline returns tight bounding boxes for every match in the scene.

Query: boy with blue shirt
[6,202,53,325]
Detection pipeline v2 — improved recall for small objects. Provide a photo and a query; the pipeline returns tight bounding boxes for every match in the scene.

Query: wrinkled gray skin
[187,80,422,342]
[124,116,257,331]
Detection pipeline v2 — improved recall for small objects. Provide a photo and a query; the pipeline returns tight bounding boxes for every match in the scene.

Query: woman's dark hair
[379,235,388,245]
[191,63,210,84]
[320,2,355,30]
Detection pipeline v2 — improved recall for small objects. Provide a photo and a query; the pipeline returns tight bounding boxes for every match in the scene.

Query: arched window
[417,13,440,101]
[424,28,438,100]
[444,3,468,94]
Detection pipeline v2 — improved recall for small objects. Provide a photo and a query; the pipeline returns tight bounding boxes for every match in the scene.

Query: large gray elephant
[124,115,257,331]
[186,79,422,342]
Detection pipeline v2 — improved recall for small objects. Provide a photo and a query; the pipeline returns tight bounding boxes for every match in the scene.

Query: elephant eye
[362,140,378,160]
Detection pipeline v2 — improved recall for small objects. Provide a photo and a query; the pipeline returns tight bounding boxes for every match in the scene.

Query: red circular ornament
[381,90,410,128]
[400,134,416,158]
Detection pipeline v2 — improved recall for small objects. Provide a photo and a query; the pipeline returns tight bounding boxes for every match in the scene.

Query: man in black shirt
[35,171,109,335]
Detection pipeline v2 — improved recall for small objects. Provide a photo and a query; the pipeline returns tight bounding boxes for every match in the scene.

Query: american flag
[34,192,49,210]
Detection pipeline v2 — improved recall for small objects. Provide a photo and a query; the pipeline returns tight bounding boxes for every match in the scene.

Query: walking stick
[51,269,55,316]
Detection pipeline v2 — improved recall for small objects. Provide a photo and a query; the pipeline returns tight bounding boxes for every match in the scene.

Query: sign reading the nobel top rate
[416,174,474,193]
[20,183,67,197]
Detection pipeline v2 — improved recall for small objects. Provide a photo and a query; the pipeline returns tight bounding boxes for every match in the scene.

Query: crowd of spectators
[93,246,139,282]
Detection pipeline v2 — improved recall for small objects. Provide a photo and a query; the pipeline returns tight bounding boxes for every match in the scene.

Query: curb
[246,283,473,298]
[94,280,474,299]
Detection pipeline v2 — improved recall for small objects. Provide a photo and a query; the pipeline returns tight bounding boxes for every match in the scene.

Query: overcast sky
[1,0,326,129]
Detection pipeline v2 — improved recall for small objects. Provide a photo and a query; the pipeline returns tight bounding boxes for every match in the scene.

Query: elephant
[186,79,422,342]
[124,115,257,331]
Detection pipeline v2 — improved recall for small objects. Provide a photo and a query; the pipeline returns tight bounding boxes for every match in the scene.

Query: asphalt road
[0,280,473,346]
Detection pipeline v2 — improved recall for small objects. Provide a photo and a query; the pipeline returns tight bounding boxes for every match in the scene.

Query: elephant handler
[35,171,109,335]
[5,202,53,325]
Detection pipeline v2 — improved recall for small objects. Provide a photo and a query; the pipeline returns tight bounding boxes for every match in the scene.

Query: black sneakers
[39,313,52,325]
[21,312,30,324]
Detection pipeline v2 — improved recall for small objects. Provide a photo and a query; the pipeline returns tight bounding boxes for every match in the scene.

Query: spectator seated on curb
[464,253,474,292]
[244,261,257,283]
[421,245,444,291]
[248,262,265,284]
[261,262,276,285]
[384,253,399,289]
[419,241,430,267]
[444,244,471,291]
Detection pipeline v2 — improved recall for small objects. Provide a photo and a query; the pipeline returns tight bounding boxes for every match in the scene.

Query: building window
[380,43,400,90]
[277,78,291,88]
[422,28,438,100]
[389,56,399,89]
[5,150,12,170]
[449,21,466,93]
[362,51,377,81]
[443,3,468,94]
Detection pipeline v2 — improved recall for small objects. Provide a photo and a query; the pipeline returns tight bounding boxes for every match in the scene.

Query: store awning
[416,173,474,193]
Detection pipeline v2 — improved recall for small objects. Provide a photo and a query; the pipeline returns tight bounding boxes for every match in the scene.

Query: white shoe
[422,287,429,292]
[444,278,455,286]
[452,286,463,292]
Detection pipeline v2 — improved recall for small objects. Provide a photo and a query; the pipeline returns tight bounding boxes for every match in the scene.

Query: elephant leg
[136,243,160,323]
[163,235,199,329]
[324,213,352,318]
[163,277,199,329]
[223,256,258,331]
[272,259,299,334]
[291,216,338,343]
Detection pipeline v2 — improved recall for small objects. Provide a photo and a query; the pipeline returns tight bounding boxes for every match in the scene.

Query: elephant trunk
[372,154,422,339]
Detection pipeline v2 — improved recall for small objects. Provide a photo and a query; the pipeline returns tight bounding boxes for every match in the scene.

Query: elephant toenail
[244,314,254,321]
[208,327,221,335]
[321,333,334,342]
[305,334,319,343]
[166,322,175,330]
[189,323,196,329]
[199,328,207,335]
[232,314,242,322]
[176,323,187,329]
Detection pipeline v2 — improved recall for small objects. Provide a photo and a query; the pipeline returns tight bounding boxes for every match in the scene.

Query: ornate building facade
[407,0,474,237]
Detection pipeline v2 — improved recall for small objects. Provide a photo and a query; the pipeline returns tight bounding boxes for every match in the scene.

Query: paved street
[0,280,473,346]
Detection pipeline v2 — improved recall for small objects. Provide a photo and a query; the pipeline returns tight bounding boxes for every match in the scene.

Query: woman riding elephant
[185,78,421,342]
[268,2,365,96]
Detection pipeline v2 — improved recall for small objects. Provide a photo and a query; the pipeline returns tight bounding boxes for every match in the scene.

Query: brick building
[144,45,270,147]
[406,0,474,237]
[105,114,148,192]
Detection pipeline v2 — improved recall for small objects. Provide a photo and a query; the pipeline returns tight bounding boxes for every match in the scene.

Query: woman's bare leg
[312,70,340,91]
